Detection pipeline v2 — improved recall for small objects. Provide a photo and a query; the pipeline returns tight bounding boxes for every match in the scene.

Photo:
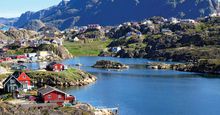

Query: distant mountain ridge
[0,17,17,26]
[13,0,212,30]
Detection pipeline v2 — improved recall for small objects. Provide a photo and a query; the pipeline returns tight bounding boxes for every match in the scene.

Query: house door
[23,81,28,89]
[13,86,17,91]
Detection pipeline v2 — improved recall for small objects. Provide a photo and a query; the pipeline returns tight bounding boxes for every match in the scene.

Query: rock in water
[93,60,129,69]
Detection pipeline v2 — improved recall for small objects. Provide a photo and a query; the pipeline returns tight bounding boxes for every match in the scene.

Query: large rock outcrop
[4,28,38,39]
[21,20,46,31]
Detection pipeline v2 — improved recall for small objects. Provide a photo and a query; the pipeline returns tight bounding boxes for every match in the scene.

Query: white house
[87,24,102,30]
[181,19,196,24]
[111,47,122,53]
[26,53,37,58]
[51,38,63,46]
[73,37,79,42]
[170,17,180,24]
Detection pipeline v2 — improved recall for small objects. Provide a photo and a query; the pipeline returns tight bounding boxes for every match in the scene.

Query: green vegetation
[160,45,220,61]
[5,44,71,59]
[0,74,9,81]
[0,94,13,101]
[26,68,87,82]
[6,44,57,55]
[152,34,162,39]
[64,39,112,56]
[194,23,207,32]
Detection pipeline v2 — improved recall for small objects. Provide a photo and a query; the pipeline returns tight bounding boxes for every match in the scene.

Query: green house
[3,75,22,92]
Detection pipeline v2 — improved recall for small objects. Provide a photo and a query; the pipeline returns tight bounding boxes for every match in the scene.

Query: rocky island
[93,60,129,69]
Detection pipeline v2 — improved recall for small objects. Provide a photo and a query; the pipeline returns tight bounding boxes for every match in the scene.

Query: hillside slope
[14,0,212,30]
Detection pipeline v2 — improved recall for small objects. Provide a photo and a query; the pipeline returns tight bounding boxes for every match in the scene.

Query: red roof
[16,72,31,86]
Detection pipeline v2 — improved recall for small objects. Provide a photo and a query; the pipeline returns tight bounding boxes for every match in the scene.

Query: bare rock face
[13,0,212,30]
[4,28,38,39]
[0,102,113,115]
[57,46,73,59]
[22,19,46,31]
[0,31,10,40]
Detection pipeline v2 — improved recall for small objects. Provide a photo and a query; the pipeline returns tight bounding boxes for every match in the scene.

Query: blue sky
[0,0,61,18]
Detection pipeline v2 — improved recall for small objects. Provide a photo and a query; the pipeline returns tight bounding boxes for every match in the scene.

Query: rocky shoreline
[0,101,113,115]
[147,60,220,74]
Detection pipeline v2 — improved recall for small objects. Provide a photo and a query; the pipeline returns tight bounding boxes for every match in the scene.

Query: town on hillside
[1,0,220,115]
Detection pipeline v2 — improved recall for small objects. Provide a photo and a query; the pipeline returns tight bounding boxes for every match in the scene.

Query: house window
[58,95,62,99]
[23,75,26,78]
[10,79,15,84]
[48,95,52,99]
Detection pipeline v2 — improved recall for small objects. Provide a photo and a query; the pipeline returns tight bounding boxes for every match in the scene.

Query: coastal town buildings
[87,24,101,30]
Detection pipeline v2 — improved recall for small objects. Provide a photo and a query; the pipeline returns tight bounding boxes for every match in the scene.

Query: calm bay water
[26,56,220,115]
[0,26,9,31]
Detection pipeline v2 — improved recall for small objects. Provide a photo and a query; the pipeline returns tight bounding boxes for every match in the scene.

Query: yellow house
[37,51,53,59]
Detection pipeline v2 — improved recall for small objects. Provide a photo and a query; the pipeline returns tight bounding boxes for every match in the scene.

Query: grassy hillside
[26,68,85,82]
[0,68,96,87]
[64,39,112,56]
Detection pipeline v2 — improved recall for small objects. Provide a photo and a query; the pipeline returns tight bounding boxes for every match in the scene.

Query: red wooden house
[38,86,75,105]
[3,57,12,61]
[12,71,32,90]
[16,55,27,59]
[46,62,65,72]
